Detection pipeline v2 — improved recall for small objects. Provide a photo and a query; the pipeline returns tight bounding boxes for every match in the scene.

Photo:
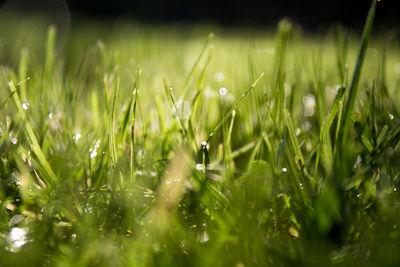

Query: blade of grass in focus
[337,0,377,170]
[130,68,141,181]
[8,81,57,186]
[206,72,265,144]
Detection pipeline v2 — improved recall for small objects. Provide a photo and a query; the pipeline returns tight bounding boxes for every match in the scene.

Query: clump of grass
[1,0,400,266]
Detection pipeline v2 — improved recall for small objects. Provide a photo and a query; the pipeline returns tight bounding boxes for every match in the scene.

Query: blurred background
[0,0,399,30]
[57,0,400,30]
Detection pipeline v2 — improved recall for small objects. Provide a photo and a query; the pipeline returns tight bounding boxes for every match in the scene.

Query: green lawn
[1,1,400,266]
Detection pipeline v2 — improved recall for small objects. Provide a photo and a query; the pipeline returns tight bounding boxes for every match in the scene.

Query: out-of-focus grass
[1,1,400,266]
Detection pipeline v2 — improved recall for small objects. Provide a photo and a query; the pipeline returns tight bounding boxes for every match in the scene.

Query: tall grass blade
[206,72,265,143]
[8,81,57,186]
[182,33,214,98]
[131,68,141,181]
[315,86,345,172]
[44,25,56,81]
[109,77,120,167]
[284,109,304,167]
[339,0,377,154]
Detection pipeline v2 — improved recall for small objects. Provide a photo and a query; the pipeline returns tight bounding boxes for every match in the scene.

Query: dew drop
[304,121,312,131]
[303,94,316,117]
[282,167,287,173]
[94,140,101,148]
[138,149,146,158]
[196,164,203,171]
[84,203,93,213]
[389,113,395,120]
[90,150,97,158]
[21,101,30,111]
[48,112,54,119]
[8,227,28,251]
[73,133,82,143]
[10,134,18,145]
[214,72,225,82]
[198,231,209,243]
[219,87,228,96]
[89,140,101,158]
[201,141,209,150]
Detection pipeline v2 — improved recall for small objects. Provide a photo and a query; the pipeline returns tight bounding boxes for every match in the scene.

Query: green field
[1,1,400,266]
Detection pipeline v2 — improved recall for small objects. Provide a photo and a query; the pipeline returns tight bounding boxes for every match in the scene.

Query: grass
[1,0,400,265]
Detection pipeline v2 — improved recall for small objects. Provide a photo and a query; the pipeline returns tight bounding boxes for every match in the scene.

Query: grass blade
[206,72,265,143]
[284,109,304,167]
[315,86,345,172]
[131,68,141,182]
[109,76,120,167]
[339,0,377,153]
[8,81,57,186]
[182,33,214,98]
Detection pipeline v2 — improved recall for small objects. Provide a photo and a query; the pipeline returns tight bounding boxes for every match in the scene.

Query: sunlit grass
[1,0,400,266]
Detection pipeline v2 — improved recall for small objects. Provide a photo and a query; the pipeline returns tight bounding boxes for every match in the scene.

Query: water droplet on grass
[8,227,28,252]
[201,142,209,150]
[21,101,30,111]
[219,87,228,96]
[73,133,82,143]
[10,134,18,144]
[89,140,101,158]
[198,231,209,243]
[389,113,394,120]
[84,203,93,214]
[282,168,287,173]
[196,164,203,171]
[90,150,97,158]
[214,72,225,82]
[138,149,146,158]
[303,121,312,131]
[353,155,362,169]
[303,94,315,117]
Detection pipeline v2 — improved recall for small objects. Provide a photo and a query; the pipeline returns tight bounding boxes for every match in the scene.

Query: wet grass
[1,0,400,266]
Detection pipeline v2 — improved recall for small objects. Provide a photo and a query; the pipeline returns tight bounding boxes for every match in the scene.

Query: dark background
[1,0,399,30]
[67,0,399,29]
